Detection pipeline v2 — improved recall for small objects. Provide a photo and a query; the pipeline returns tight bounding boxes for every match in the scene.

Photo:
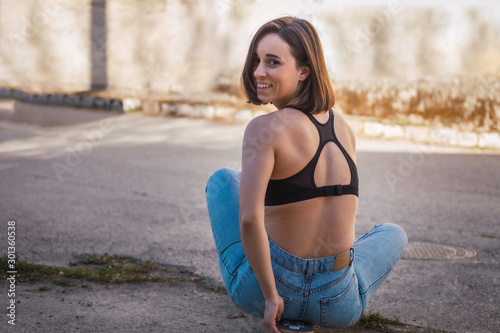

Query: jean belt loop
[349,248,355,266]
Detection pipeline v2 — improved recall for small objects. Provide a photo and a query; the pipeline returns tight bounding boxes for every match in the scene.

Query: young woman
[206,16,407,333]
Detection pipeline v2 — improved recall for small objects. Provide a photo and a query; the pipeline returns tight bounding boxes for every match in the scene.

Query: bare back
[264,108,358,258]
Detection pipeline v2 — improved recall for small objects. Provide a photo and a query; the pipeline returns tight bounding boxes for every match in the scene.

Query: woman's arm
[239,116,283,333]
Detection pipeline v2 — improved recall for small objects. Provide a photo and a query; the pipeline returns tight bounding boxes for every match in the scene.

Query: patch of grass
[69,253,160,283]
[13,257,61,282]
[70,253,133,266]
[54,279,73,287]
[12,253,164,284]
[197,282,227,294]
[476,233,500,240]
[38,286,51,292]
[0,253,223,292]
[190,275,226,294]
[356,311,406,330]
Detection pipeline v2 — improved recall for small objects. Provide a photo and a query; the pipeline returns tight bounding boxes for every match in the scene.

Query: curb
[350,120,500,149]
[0,88,123,111]
[1,88,499,150]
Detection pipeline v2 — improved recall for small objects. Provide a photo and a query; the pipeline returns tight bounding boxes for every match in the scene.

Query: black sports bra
[264,107,359,206]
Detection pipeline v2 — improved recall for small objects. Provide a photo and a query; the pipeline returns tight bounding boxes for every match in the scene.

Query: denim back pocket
[274,272,302,320]
[280,296,294,321]
[320,274,362,328]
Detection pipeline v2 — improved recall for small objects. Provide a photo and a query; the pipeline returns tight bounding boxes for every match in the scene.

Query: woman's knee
[378,223,408,256]
[205,168,240,197]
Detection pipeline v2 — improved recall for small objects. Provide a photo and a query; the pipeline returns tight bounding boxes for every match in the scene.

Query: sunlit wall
[0,0,499,96]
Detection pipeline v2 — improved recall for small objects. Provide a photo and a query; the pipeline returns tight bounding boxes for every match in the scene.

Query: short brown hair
[241,16,335,114]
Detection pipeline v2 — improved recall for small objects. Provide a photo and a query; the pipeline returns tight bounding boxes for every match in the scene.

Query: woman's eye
[268,60,280,66]
[253,58,260,64]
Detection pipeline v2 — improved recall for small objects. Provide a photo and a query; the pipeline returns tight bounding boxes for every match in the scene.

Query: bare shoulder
[332,109,350,126]
[244,113,270,137]
[242,112,279,151]
[244,108,305,138]
[333,109,356,149]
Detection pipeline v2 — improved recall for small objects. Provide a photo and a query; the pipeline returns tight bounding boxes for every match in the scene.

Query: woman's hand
[263,295,284,333]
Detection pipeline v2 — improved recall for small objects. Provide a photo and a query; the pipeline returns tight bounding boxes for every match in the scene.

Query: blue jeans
[206,168,407,328]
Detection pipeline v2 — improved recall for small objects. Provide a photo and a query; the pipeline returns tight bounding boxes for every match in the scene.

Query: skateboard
[277,319,314,333]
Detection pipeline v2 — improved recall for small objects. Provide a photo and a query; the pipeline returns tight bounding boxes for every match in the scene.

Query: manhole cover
[403,241,476,260]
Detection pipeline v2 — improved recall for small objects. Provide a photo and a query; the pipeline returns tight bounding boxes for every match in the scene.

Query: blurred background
[1,0,499,131]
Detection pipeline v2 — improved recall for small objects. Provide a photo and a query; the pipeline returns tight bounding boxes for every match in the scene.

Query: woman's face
[253,33,308,109]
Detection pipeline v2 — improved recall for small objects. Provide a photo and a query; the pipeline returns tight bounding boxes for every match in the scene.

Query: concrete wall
[1,0,92,92]
[0,0,499,98]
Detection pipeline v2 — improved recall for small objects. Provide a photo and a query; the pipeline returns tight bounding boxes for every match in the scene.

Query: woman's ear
[299,66,310,82]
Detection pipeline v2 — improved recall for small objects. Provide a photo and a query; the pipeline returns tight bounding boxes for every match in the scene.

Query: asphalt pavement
[0,100,499,332]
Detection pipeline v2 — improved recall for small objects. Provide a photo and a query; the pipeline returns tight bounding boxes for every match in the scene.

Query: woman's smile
[257,83,273,89]
[256,82,273,92]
